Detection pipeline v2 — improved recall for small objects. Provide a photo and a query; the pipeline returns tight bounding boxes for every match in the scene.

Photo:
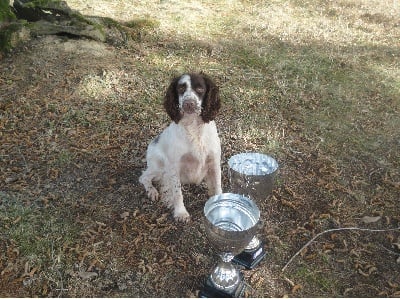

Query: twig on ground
[282,226,400,272]
[378,244,400,256]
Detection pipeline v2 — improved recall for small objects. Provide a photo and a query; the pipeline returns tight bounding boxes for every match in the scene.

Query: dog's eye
[178,84,186,94]
[195,87,205,94]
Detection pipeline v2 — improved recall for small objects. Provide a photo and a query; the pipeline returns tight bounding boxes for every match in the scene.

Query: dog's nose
[182,100,197,114]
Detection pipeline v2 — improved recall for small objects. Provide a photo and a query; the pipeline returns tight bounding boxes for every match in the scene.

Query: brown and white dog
[139,73,222,222]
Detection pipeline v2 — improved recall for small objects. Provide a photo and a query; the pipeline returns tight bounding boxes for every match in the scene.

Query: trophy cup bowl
[228,153,279,269]
[200,193,260,297]
[228,153,279,200]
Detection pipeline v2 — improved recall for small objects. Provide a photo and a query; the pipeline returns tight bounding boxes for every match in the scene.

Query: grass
[1,0,399,297]
[294,265,338,294]
[1,193,80,257]
[98,0,398,162]
[0,192,82,296]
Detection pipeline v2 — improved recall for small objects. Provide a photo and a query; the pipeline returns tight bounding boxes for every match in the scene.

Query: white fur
[139,114,222,222]
[178,74,201,112]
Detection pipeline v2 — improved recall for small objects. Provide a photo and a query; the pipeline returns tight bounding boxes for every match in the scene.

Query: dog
[139,73,222,222]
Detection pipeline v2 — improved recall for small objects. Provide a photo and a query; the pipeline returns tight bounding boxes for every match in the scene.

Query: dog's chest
[179,152,207,184]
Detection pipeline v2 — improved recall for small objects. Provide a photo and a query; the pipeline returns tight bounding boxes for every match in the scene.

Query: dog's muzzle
[182,99,200,114]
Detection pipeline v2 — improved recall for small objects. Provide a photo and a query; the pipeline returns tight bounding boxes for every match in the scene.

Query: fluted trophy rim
[228,152,279,177]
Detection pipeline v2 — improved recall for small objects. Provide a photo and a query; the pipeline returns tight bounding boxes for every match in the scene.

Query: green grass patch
[124,18,159,30]
[0,193,81,265]
[294,265,338,294]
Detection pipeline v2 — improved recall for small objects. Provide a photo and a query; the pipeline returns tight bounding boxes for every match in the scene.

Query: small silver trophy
[200,193,261,297]
[228,153,279,269]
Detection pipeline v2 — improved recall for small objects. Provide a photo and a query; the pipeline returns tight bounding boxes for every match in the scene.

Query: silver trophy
[228,153,279,269]
[200,193,261,297]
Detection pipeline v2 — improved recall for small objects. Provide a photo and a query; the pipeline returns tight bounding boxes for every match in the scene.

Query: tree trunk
[0,0,158,55]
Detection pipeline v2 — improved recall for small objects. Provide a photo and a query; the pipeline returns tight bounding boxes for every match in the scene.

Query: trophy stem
[200,260,245,298]
[210,260,240,291]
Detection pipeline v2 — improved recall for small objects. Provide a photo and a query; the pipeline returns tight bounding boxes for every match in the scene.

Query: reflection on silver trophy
[199,193,261,297]
[228,153,279,269]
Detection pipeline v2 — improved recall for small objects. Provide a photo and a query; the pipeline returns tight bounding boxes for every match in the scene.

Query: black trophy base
[232,241,266,270]
[199,274,245,298]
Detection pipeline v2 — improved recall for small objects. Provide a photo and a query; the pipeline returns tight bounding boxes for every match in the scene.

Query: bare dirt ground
[1,0,400,297]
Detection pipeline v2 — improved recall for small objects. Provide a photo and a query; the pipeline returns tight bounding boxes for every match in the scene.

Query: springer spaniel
[139,73,222,222]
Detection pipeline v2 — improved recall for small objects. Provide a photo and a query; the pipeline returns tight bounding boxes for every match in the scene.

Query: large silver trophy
[200,193,261,297]
[228,153,279,269]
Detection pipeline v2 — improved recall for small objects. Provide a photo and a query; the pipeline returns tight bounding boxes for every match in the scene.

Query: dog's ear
[164,76,182,123]
[200,74,220,123]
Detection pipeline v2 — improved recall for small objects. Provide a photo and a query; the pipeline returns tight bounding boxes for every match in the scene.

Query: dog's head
[164,73,220,123]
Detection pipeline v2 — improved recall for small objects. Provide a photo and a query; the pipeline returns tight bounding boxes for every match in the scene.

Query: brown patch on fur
[199,73,220,123]
[164,76,182,123]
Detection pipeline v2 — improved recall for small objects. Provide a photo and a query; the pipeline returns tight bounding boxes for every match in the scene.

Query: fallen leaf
[13,216,22,224]
[28,267,38,277]
[358,269,369,277]
[78,271,98,280]
[5,177,18,183]
[368,266,377,275]
[292,284,302,293]
[344,288,353,296]
[120,211,129,219]
[388,280,398,288]
[361,216,381,224]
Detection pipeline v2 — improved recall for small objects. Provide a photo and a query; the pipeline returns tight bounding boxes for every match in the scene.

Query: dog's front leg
[139,168,160,201]
[160,173,190,222]
[205,156,222,196]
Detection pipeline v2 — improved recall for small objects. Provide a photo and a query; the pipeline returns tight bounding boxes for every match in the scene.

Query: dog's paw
[147,187,159,201]
[174,209,191,223]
